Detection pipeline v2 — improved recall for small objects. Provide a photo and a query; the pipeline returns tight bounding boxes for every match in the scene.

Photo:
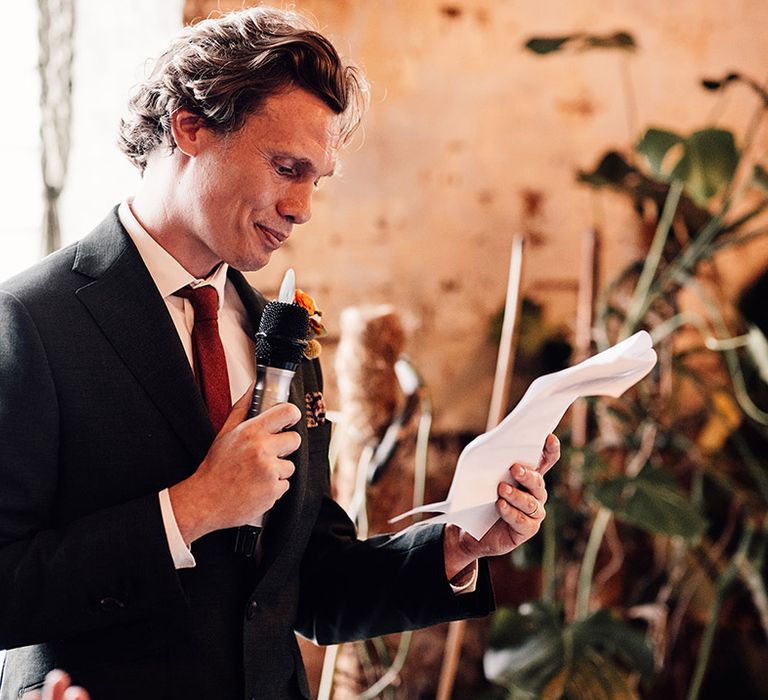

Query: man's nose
[277,182,313,225]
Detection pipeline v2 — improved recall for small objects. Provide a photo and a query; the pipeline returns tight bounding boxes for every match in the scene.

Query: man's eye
[275,164,296,177]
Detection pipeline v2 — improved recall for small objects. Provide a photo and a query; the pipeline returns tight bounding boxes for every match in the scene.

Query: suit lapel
[73,209,214,463]
[229,271,310,572]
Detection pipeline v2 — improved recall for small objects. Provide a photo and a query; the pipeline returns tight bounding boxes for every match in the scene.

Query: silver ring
[528,501,540,518]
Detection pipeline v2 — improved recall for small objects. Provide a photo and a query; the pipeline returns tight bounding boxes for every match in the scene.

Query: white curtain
[0,0,182,282]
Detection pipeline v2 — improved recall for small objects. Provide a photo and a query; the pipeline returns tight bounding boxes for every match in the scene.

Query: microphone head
[256,300,309,369]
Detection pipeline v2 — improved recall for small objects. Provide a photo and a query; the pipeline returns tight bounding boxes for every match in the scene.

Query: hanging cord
[37,0,75,255]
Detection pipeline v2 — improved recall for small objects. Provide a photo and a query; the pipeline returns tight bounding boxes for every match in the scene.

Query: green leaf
[577,151,636,188]
[576,445,614,482]
[699,72,768,105]
[572,609,655,680]
[486,605,655,697]
[636,127,740,202]
[487,602,559,650]
[524,36,573,54]
[524,32,636,55]
[485,603,564,694]
[701,73,740,91]
[545,649,641,699]
[636,128,684,180]
[510,539,540,569]
[670,129,739,205]
[592,467,707,539]
[584,31,637,51]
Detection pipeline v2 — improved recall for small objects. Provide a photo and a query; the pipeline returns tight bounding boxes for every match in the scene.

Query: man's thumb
[219,382,255,433]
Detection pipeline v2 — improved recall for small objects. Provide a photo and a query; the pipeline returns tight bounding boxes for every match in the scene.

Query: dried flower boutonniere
[294,289,326,359]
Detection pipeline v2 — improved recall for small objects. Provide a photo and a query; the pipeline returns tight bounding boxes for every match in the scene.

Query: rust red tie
[176,285,231,433]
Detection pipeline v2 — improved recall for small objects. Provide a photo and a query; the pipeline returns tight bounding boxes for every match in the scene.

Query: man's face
[177,87,340,274]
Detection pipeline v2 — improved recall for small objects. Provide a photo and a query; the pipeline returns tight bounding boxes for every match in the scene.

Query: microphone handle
[236,364,297,557]
[248,364,296,418]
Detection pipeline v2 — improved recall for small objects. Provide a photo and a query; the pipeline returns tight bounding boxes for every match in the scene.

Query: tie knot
[176,285,219,321]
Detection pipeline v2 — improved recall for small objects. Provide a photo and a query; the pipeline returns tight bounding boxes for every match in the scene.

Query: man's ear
[170,109,208,157]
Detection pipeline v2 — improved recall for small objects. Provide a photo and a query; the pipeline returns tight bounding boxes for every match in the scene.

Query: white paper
[390,330,658,539]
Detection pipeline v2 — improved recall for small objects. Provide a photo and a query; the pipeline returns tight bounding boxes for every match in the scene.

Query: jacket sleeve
[294,359,495,645]
[0,291,186,649]
[296,500,495,645]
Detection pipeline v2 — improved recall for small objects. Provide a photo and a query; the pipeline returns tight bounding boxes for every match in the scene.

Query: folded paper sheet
[390,330,658,539]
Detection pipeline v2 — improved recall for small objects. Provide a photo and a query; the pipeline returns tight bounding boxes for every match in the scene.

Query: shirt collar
[118,199,229,309]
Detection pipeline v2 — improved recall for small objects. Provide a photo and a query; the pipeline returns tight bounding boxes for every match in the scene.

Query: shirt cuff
[159,488,196,569]
[449,560,479,595]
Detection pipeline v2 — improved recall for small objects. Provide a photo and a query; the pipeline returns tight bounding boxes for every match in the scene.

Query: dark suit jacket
[0,209,493,700]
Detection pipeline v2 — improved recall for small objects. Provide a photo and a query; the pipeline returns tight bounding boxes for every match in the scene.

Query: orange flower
[294,288,326,358]
[304,338,322,359]
[294,289,317,316]
[309,316,327,338]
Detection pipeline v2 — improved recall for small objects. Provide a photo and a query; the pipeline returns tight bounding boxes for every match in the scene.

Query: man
[0,8,557,700]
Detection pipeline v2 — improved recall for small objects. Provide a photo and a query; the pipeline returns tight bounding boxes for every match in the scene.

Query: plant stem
[575,506,612,619]
[358,632,413,700]
[712,224,768,251]
[739,555,768,639]
[634,209,724,326]
[739,521,768,638]
[686,522,754,700]
[620,180,684,339]
[720,197,768,234]
[683,275,768,425]
[542,504,557,606]
[649,312,708,345]
[720,71,768,205]
[619,53,639,158]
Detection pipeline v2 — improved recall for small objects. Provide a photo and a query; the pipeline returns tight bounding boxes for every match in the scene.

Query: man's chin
[225,247,274,273]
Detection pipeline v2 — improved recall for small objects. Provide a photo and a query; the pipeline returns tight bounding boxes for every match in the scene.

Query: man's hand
[22,670,90,700]
[444,434,560,581]
[169,387,302,545]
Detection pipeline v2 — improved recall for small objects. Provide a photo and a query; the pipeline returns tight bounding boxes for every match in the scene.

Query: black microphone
[234,299,309,557]
[248,300,309,418]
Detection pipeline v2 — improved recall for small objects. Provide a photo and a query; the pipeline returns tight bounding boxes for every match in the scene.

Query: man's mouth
[256,224,289,250]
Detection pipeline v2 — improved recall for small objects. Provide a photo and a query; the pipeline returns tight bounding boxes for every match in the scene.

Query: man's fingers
[42,670,68,700]
[276,457,296,480]
[510,464,547,503]
[222,387,303,435]
[274,430,301,458]
[497,464,548,538]
[498,480,545,519]
[254,402,303,433]
[220,379,303,438]
[538,433,560,475]
[41,670,90,700]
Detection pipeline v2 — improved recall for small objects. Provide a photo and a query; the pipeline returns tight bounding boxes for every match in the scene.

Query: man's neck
[130,186,218,280]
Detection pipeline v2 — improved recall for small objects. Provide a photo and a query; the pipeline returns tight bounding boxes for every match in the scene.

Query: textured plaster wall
[188,0,768,432]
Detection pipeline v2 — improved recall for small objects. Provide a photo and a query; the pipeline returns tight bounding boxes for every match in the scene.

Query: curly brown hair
[118,7,368,173]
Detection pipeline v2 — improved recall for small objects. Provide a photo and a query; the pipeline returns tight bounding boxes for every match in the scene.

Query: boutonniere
[294,288,326,359]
